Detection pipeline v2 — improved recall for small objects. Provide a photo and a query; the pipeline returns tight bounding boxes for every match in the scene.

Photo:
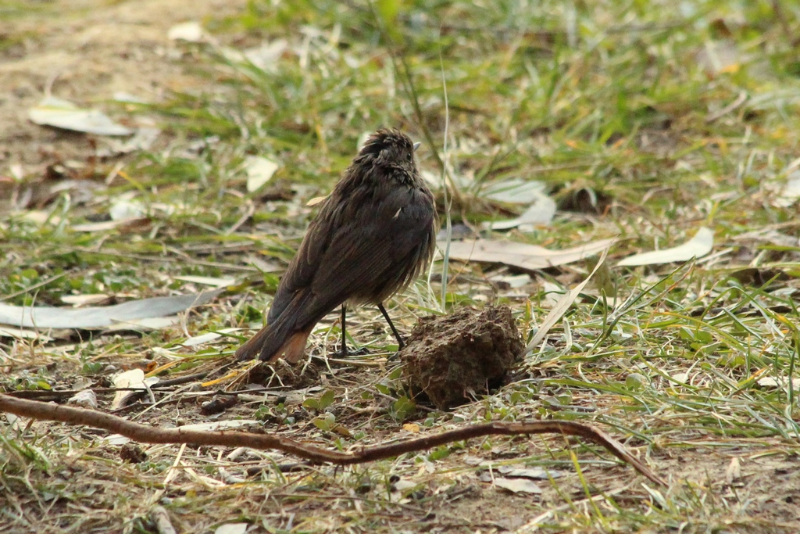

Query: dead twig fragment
[0,394,665,486]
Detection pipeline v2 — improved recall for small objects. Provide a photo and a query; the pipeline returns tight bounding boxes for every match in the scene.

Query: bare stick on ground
[0,394,665,486]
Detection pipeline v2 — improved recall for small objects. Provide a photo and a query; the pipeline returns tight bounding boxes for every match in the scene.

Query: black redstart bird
[236,128,437,362]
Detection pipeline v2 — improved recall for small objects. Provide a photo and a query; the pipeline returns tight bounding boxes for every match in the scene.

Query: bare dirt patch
[0,0,235,172]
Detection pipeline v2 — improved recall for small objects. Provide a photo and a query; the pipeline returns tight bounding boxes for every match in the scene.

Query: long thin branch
[0,394,665,486]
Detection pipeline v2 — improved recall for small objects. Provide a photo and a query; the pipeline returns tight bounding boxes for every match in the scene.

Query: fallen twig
[0,394,665,486]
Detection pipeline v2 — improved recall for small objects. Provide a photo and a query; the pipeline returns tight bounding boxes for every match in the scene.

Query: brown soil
[0,0,235,174]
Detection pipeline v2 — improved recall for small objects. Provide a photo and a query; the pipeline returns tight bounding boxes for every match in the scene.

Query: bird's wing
[293,184,434,328]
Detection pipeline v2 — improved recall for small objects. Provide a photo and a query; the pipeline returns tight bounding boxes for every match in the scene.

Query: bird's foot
[332,346,370,358]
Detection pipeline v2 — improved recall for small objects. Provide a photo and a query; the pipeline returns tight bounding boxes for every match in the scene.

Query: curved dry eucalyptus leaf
[484,192,557,230]
[0,289,223,330]
[444,238,615,270]
[617,227,713,267]
[29,97,133,136]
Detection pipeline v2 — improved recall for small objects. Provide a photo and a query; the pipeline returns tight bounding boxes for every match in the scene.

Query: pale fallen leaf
[112,92,148,104]
[221,39,288,72]
[174,275,235,288]
[672,372,689,384]
[484,192,556,231]
[757,376,800,389]
[488,273,532,290]
[403,423,420,433]
[483,178,548,204]
[773,171,800,208]
[111,369,146,410]
[497,465,564,479]
[525,248,609,354]
[68,389,97,409]
[725,457,741,484]
[61,294,111,307]
[102,434,132,445]
[29,96,133,136]
[0,326,52,341]
[306,195,328,207]
[18,210,64,226]
[71,217,150,232]
[244,156,279,192]
[392,479,419,492]
[177,420,259,432]
[493,477,542,494]
[0,289,223,330]
[109,199,147,221]
[103,316,182,332]
[181,328,241,347]
[617,227,713,267]
[540,280,564,309]
[214,524,248,534]
[168,21,205,42]
[99,127,161,157]
[444,237,615,271]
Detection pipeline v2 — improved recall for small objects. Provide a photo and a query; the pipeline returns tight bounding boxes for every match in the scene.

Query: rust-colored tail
[235,323,312,363]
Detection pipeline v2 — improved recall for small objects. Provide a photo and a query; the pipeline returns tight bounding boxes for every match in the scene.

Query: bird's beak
[413,142,421,152]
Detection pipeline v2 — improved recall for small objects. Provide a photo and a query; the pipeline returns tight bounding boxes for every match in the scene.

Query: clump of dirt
[246,359,320,389]
[119,443,147,464]
[400,306,524,410]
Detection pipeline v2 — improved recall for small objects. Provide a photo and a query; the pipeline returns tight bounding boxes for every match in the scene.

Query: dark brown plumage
[236,128,437,363]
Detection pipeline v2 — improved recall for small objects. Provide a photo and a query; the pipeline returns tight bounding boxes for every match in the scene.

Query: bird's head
[356,128,420,179]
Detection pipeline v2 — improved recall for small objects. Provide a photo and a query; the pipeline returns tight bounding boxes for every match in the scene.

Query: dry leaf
[174,275,235,288]
[61,294,111,306]
[443,237,615,270]
[496,465,564,480]
[181,328,241,347]
[29,97,133,136]
[177,420,259,432]
[484,194,556,231]
[0,289,223,330]
[757,376,800,389]
[214,523,248,534]
[483,178,548,204]
[669,372,689,385]
[220,39,288,72]
[617,227,713,267]
[772,171,800,208]
[725,457,741,484]
[71,217,151,233]
[306,195,328,207]
[68,389,98,409]
[0,326,53,341]
[244,156,279,192]
[526,248,610,354]
[493,477,543,494]
[167,21,205,42]
[111,369,146,410]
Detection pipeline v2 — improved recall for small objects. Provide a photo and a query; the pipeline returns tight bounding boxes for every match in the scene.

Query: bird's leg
[339,304,348,357]
[377,302,405,350]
